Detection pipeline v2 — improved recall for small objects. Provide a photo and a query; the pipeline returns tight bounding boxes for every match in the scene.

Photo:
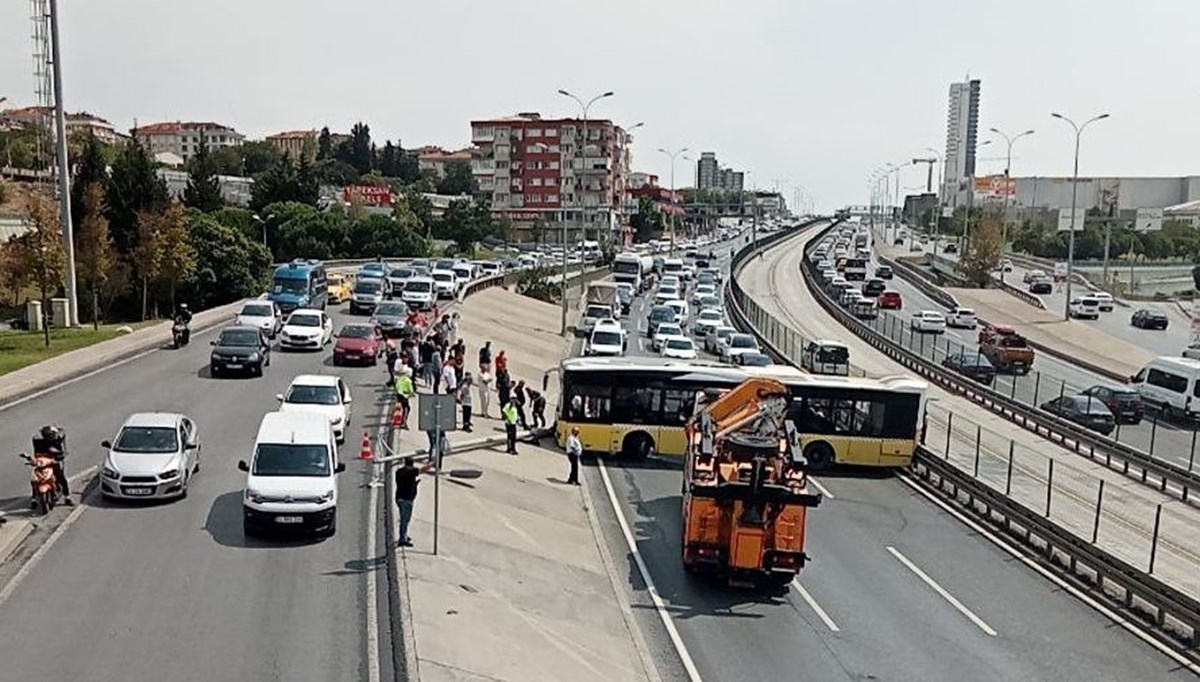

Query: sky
[1,0,1197,212]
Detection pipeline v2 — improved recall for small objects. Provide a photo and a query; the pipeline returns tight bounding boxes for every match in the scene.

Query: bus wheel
[803,442,834,472]
[622,433,654,461]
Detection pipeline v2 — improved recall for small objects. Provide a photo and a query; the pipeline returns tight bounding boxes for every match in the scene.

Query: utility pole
[48,0,78,326]
[989,126,1035,248]
[1052,112,1110,320]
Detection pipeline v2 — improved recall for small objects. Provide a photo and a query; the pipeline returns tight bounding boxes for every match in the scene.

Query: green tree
[106,139,169,255]
[435,200,500,255]
[182,211,272,308]
[348,213,429,259]
[240,140,283,175]
[317,127,333,161]
[630,196,664,242]
[208,207,256,243]
[314,158,359,187]
[338,122,374,174]
[12,194,67,345]
[208,145,245,176]
[378,141,400,177]
[436,159,478,196]
[70,132,108,230]
[156,201,197,309]
[131,209,163,320]
[183,138,224,212]
[395,148,421,183]
[251,156,319,211]
[75,182,117,329]
[959,211,1004,286]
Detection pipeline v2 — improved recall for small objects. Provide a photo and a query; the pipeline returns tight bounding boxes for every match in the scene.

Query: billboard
[1056,207,1087,231]
[343,184,395,207]
[1134,207,1164,232]
[973,175,1016,197]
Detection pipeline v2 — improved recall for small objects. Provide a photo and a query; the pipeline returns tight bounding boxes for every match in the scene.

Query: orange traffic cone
[359,431,374,460]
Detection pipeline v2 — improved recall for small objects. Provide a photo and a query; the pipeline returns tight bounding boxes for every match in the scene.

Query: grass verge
[0,321,158,376]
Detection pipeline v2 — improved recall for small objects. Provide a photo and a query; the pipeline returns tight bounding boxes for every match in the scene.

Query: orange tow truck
[681,378,822,588]
[978,324,1035,375]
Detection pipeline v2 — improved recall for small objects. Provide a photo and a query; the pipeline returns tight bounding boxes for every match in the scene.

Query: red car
[332,323,381,366]
[878,291,903,310]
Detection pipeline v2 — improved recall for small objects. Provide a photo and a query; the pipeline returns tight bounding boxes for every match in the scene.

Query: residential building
[265,129,351,161]
[469,111,634,242]
[1,106,123,144]
[416,146,474,179]
[629,172,659,189]
[133,121,244,163]
[157,168,253,207]
[943,78,981,201]
[695,151,744,191]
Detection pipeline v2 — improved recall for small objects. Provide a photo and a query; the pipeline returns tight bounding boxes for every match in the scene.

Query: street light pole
[1052,112,1110,320]
[989,127,1035,248]
[557,89,613,335]
[925,147,943,238]
[657,147,688,257]
[48,0,78,326]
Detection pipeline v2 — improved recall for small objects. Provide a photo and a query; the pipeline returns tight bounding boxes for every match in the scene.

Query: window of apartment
[548,160,560,170]
[527,145,545,154]
[496,160,510,169]
[496,127,510,139]
[545,128,558,137]
[561,126,575,137]
[547,145,561,153]
[527,194,541,203]
[496,193,510,204]
[546,194,560,204]
[561,177,572,186]
[475,127,494,139]
[526,128,540,137]
[530,177,542,187]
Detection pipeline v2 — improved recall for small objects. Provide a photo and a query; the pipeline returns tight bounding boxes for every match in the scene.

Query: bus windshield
[273,278,308,294]
[613,261,640,274]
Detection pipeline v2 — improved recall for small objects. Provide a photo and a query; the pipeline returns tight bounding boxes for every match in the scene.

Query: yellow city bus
[550,357,927,468]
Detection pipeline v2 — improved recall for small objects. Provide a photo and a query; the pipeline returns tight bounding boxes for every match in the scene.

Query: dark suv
[941,351,995,386]
[862,278,886,297]
[1039,395,1116,436]
[1080,384,1144,425]
[875,265,893,279]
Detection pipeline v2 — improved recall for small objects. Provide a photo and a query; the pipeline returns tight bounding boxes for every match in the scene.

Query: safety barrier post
[1148,503,1163,574]
[1033,371,1041,406]
[1005,441,1015,495]
[1091,479,1104,543]
[1010,374,1018,400]
[1147,415,1158,480]
[1045,459,1054,518]
[973,424,982,477]
[945,412,953,458]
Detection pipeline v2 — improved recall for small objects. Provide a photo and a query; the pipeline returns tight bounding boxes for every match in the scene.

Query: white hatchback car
[911,310,947,334]
[652,323,684,352]
[946,307,977,329]
[660,335,698,359]
[692,308,725,337]
[277,374,353,443]
[100,412,200,501]
[279,309,333,350]
[235,301,281,338]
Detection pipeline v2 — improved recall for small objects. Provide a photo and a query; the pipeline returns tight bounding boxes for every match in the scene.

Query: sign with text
[343,184,395,207]
[1056,207,1087,231]
[973,175,1016,197]
[1135,207,1164,233]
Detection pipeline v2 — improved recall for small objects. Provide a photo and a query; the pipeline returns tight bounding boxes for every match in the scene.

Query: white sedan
[235,301,281,338]
[652,323,684,351]
[911,310,947,334]
[279,309,334,350]
[660,335,698,359]
[277,374,353,443]
[692,309,726,337]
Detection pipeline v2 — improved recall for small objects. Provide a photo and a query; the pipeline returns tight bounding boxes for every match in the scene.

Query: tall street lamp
[1052,112,1110,320]
[657,147,687,255]
[556,89,613,335]
[924,147,943,238]
[989,126,1035,246]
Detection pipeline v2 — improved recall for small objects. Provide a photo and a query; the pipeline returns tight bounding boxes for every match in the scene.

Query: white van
[238,411,345,538]
[1129,357,1200,421]
[1069,295,1101,320]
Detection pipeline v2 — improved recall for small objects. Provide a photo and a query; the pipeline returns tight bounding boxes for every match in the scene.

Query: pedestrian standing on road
[497,366,512,406]
[452,340,466,384]
[476,368,494,419]
[441,357,459,396]
[495,349,508,375]
[394,366,416,429]
[385,340,399,381]
[502,398,520,455]
[478,341,492,373]
[428,345,443,393]
[528,388,547,430]
[565,426,582,485]
[419,337,434,387]
[513,379,528,429]
[448,312,460,346]
[395,457,434,548]
[458,372,474,432]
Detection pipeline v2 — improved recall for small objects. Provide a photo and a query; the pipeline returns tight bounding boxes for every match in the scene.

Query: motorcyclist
[33,425,71,506]
[173,303,192,346]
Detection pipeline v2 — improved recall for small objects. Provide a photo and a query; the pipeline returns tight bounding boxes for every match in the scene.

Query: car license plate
[226,363,241,369]
[124,487,153,496]
[275,516,304,524]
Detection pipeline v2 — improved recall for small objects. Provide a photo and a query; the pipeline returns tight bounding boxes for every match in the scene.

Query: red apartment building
[469,112,634,242]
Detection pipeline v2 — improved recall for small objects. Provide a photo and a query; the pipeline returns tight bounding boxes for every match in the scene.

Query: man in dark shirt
[395,457,433,548]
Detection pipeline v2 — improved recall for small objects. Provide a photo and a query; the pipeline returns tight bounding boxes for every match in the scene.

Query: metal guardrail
[806,226,1200,501]
[730,222,1200,658]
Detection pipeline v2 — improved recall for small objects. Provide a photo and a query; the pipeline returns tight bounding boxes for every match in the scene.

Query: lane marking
[791,579,840,632]
[897,472,1200,674]
[365,449,381,682]
[0,491,89,608]
[885,545,997,637]
[637,338,645,352]
[808,476,834,500]
[596,459,703,682]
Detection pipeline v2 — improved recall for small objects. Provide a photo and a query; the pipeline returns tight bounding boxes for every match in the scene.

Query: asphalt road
[865,227,1200,472]
[582,230,1190,681]
[0,299,396,681]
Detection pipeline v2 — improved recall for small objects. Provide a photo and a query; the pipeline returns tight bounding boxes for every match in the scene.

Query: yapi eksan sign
[343,184,395,207]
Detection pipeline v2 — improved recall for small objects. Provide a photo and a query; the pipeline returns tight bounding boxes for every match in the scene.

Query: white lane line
[886,545,997,637]
[0,494,88,608]
[808,476,834,500]
[637,338,645,352]
[596,459,703,682]
[365,448,381,682]
[897,473,1200,675]
[791,579,840,632]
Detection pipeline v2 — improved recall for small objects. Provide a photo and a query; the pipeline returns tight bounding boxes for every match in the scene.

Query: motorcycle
[172,321,190,348]
[21,452,59,515]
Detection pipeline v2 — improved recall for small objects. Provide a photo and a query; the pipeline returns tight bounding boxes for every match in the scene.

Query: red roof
[133,121,239,135]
